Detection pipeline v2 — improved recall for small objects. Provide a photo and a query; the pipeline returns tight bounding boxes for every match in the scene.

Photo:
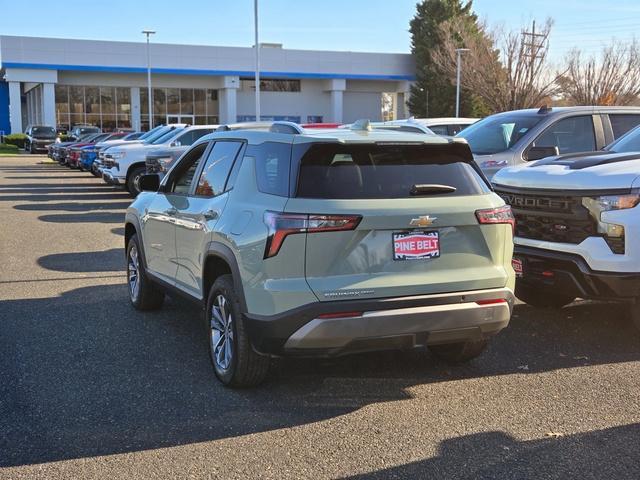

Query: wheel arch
[124,216,149,269]
[203,242,248,313]
[125,161,147,182]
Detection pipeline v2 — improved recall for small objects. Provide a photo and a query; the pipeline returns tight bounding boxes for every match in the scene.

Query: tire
[515,284,575,309]
[126,234,164,311]
[429,339,489,363]
[206,274,270,387]
[126,166,146,197]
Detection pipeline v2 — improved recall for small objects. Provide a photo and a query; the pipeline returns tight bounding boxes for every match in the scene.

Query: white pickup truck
[102,124,216,195]
[493,125,640,329]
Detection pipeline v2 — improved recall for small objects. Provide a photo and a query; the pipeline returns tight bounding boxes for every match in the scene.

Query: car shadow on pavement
[1,283,639,468]
[37,212,125,223]
[1,193,131,202]
[342,424,640,479]
[38,249,125,273]
[15,201,132,212]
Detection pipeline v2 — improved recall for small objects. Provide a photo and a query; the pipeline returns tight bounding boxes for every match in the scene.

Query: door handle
[202,209,219,221]
[164,207,177,216]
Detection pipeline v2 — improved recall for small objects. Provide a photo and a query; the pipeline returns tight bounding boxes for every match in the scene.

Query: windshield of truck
[151,128,184,145]
[138,125,165,141]
[456,113,543,155]
[32,126,56,138]
[143,127,174,144]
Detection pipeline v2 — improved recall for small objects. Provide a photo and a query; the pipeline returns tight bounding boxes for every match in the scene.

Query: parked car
[65,133,112,168]
[68,125,101,141]
[52,133,103,164]
[94,126,168,175]
[24,125,57,153]
[457,106,640,179]
[124,121,516,387]
[493,123,640,329]
[103,124,217,196]
[398,117,478,135]
[78,132,130,172]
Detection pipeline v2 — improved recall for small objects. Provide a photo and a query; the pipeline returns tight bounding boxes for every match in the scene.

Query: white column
[8,81,22,133]
[325,79,346,123]
[219,76,239,124]
[131,87,141,130]
[43,83,56,127]
[330,90,343,124]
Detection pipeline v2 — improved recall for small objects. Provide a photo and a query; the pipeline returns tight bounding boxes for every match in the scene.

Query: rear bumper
[245,287,514,357]
[514,245,640,300]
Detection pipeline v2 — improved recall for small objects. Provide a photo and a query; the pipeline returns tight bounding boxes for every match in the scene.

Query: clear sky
[0,0,638,61]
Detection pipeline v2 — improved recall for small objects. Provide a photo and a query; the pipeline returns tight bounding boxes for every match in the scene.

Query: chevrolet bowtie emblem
[410,215,437,227]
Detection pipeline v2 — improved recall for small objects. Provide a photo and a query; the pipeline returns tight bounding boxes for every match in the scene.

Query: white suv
[493,125,640,329]
[102,124,217,195]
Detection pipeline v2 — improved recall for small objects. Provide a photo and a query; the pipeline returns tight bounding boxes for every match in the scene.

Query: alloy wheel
[210,294,234,371]
[128,244,140,301]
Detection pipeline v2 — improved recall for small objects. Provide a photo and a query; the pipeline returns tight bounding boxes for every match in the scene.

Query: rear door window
[296,144,490,199]
[609,114,640,138]
[533,115,596,154]
[428,125,449,135]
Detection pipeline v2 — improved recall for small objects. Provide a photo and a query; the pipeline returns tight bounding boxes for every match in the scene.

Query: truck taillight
[475,205,515,232]
[263,211,361,258]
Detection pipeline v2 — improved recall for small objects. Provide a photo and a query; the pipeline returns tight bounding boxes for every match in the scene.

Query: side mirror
[526,145,559,161]
[171,140,181,147]
[139,174,160,192]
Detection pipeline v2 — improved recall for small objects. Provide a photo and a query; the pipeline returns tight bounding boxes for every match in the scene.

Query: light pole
[254,0,261,121]
[455,48,469,118]
[142,30,155,129]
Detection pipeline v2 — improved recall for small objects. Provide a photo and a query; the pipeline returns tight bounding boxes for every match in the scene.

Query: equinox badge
[410,215,437,227]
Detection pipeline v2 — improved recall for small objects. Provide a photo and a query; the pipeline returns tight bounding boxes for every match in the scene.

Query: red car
[66,132,127,168]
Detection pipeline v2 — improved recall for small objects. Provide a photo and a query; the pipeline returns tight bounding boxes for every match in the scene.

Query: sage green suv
[124,122,516,387]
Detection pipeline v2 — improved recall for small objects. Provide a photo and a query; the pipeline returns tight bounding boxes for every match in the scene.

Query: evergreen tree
[408,0,487,118]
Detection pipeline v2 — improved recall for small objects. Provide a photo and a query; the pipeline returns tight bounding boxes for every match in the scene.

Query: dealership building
[0,35,415,134]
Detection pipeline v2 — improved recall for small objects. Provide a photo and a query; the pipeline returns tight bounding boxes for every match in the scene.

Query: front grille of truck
[495,188,597,244]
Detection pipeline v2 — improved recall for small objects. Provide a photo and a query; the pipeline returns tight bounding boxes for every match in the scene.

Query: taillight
[476,205,515,232]
[476,298,508,306]
[263,211,361,258]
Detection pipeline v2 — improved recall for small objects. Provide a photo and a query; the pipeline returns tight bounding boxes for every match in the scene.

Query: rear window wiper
[410,184,457,195]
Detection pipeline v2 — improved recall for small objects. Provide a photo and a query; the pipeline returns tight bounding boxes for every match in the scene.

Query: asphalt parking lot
[1,155,639,479]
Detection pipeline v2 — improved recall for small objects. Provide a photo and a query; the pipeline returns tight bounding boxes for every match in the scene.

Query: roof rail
[350,119,372,131]
[216,122,273,132]
[269,121,305,134]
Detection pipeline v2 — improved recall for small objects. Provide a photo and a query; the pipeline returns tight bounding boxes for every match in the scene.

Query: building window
[306,116,323,123]
[55,85,136,131]
[141,87,219,129]
[381,93,395,122]
[240,78,301,92]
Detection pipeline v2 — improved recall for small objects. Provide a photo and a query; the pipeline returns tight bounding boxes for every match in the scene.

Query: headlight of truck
[157,157,173,172]
[110,151,126,159]
[582,192,640,254]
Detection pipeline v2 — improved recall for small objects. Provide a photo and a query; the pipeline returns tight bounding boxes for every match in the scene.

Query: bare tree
[432,18,560,112]
[558,42,640,105]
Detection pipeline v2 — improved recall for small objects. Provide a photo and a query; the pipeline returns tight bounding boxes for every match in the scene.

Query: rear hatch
[283,141,513,301]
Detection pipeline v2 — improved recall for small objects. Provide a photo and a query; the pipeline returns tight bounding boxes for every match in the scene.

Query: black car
[24,125,57,154]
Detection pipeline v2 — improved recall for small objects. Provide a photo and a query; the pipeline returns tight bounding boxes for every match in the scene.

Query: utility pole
[254,0,261,121]
[142,30,156,130]
[521,20,548,86]
[455,48,469,118]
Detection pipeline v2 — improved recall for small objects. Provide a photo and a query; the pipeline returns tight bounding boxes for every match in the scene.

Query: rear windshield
[296,144,490,199]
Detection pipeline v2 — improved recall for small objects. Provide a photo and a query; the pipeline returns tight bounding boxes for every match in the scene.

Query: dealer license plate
[393,231,440,261]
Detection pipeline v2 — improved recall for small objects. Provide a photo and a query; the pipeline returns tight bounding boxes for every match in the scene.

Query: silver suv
[457,106,640,179]
[124,122,516,387]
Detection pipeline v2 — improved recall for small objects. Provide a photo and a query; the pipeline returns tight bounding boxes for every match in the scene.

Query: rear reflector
[475,205,515,232]
[263,211,361,258]
[317,311,363,319]
[476,299,508,306]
